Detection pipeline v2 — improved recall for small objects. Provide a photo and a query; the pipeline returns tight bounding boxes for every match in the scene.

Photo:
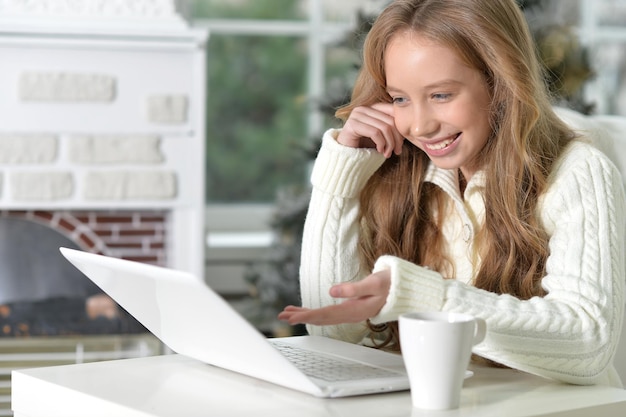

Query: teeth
[426,138,455,150]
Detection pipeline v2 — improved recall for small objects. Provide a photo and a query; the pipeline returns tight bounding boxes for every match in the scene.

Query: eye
[431,93,452,101]
[391,96,408,105]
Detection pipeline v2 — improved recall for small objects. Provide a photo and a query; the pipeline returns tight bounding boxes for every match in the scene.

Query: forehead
[384,31,476,88]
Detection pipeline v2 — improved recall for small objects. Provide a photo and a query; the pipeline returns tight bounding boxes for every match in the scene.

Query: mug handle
[473,318,487,345]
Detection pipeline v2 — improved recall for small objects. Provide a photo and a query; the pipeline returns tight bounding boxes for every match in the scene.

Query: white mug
[399,311,486,410]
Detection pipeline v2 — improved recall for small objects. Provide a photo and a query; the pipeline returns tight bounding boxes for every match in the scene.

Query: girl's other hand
[277,269,391,326]
[337,103,404,158]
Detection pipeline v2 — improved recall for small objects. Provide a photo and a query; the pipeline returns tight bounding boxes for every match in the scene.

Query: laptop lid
[59,247,409,397]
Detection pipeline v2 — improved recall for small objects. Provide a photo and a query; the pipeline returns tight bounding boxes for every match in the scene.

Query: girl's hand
[337,103,404,158]
[278,269,391,326]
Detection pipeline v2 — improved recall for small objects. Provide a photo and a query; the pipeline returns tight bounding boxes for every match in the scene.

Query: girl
[279,0,626,387]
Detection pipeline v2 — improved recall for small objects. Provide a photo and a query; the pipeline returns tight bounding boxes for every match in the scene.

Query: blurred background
[192,0,626,204]
[192,0,626,334]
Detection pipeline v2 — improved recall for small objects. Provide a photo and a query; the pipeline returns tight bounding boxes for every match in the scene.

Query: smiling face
[385,31,493,181]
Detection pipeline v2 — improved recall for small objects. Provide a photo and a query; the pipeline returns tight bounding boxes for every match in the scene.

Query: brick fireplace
[0,210,168,264]
[0,3,208,413]
[0,0,208,279]
[0,3,208,411]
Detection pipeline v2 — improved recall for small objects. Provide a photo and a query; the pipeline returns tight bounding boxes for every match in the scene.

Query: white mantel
[0,0,189,33]
[0,0,208,279]
[0,0,179,15]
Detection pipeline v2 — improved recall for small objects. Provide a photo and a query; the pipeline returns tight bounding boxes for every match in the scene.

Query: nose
[411,105,439,137]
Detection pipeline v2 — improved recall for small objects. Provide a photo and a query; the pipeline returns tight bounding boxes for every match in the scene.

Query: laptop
[59,247,410,398]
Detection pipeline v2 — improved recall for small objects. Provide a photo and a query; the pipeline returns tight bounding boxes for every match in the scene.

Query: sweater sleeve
[299,129,386,343]
[370,142,626,386]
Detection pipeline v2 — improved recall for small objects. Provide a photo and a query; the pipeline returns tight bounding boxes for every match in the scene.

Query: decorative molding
[0,0,179,19]
[69,135,164,164]
[20,72,116,102]
[11,172,73,201]
[0,0,189,32]
[85,171,177,200]
[147,94,188,124]
[0,134,57,163]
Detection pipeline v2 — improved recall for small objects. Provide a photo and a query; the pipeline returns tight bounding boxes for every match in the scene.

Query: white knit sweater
[299,128,626,387]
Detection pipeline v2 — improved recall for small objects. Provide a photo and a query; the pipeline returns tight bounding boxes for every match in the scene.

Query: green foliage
[191,0,305,20]
[204,35,309,201]
[192,1,309,202]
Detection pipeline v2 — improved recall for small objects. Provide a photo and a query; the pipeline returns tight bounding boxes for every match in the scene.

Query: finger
[371,103,405,155]
[285,295,386,326]
[330,271,390,299]
[282,302,362,325]
[343,106,399,157]
[277,306,307,321]
[277,310,297,322]
[370,102,394,116]
[370,103,405,155]
[352,113,397,157]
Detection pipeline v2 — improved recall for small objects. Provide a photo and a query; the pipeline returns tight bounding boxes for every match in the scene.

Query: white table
[11,354,626,417]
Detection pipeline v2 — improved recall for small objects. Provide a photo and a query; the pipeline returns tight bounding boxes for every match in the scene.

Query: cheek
[393,111,424,150]
[392,112,411,137]
[405,137,425,151]
[471,108,492,140]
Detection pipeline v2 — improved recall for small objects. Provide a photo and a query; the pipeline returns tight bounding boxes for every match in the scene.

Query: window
[578,0,626,115]
[190,0,387,204]
[191,0,626,209]
[190,0,388,296]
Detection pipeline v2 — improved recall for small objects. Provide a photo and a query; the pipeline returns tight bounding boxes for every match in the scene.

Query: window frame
[193,1,358,291]
[578,0,626,115]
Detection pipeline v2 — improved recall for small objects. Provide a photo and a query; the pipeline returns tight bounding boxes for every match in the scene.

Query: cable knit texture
[299,127,626,387]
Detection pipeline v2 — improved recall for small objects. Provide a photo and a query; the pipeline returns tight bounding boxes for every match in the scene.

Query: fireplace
[0,209,168,336]
[0,2,207,273]
[0,1,208,414]
[0,5,207,324]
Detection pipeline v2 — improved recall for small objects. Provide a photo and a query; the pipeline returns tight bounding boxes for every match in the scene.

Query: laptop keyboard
[271,341,404,382]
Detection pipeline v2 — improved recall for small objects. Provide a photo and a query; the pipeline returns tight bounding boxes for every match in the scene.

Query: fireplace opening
[0,214,150,337]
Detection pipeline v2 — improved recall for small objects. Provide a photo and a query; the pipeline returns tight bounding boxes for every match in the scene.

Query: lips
[424,133,461,151]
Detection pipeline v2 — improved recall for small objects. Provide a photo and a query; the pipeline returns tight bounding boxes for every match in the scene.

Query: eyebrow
[386,79,463,93]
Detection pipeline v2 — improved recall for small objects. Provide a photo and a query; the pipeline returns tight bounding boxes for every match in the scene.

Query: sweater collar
[424,162,486,201]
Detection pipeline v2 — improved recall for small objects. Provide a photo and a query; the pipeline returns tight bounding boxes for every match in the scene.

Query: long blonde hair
[336,0,575,346]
